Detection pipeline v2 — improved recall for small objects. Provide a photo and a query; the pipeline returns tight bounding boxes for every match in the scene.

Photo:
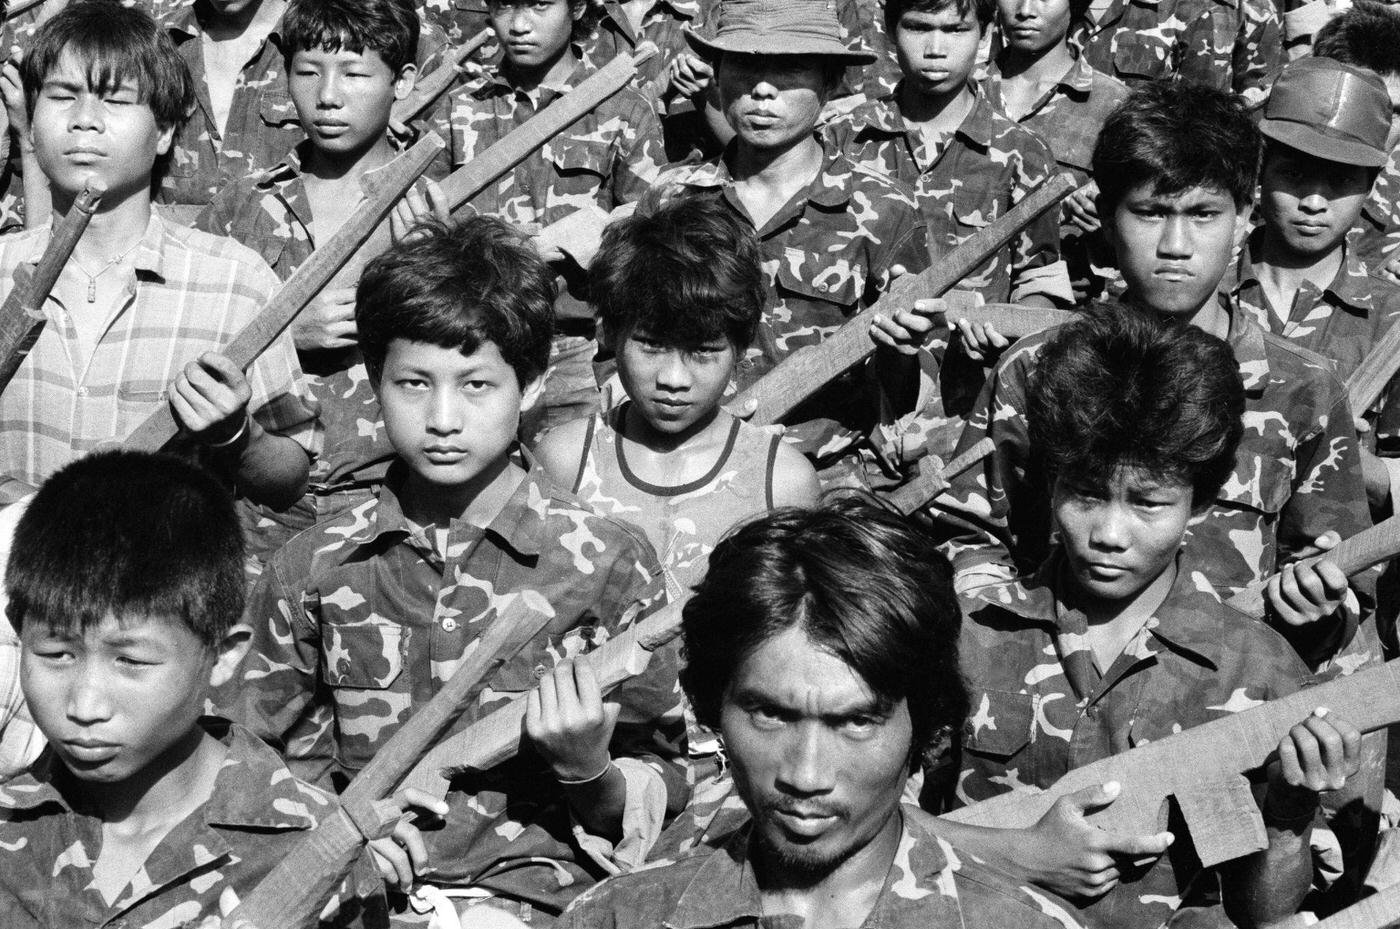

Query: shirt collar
[986,49,1096,99]
[705,135,854,212]
[1235,228,1377,317]
[860,82,999,150]
[480,54,589,99]
[165,4,285,46]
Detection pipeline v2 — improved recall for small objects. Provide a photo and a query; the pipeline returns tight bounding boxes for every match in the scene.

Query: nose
[1157,215,1192,259]
[507,8,531,34]
[1088,502,1131,552]
[426,387,463,436]
[70,94,104,132]
[654,351,693,392]
[1015,0,1036,18]
[749,78,778,100]
[317,72,343,108]
[1298,189,1328,214]
[66,662,113,726]
[775,722,838,796]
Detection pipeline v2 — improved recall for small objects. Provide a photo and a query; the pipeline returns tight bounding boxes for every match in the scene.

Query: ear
[155,121,176,158]
[1232,200,1254,247]
[519,373,546,414]
[571,0,586,21]
[393,63,418,102]
[208,623,253,689]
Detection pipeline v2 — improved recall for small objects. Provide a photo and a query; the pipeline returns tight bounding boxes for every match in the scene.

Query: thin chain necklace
[71,240,141,303]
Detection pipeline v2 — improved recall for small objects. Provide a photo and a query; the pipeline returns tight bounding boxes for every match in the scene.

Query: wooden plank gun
[727,172,1076,426]
[390,29,491,126]
[120,132,444,452]
[0,181,103,393]
[1346,320,1400,418]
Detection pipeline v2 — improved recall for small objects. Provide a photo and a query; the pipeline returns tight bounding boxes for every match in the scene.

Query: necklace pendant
[86,278,96,303]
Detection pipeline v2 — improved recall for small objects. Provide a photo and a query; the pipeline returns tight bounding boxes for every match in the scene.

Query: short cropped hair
[888,0,997,32]
[1093,81,1260,215]
[1314,1,1400,79]
[682,496,967,760]
[22,0,194,130]
[1026,304,1244,507]
[6,452,245,647]
[357,216,554,387]
[592,190,764,351]
[283,0,420,75]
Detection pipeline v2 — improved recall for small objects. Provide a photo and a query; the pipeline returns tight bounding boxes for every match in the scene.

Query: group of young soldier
[0,0,1398,926]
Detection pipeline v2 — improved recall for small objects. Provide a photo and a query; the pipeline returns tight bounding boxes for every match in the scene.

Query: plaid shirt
[954,549,1310,929]
[223,458,688,916]
[0,719,388,929]
[0,212,314,500]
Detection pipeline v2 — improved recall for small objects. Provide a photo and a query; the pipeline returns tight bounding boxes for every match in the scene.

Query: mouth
[313,120,350,132]
[423,447,469,463]
[744,111,781,127]
[1291,221,1329,234]
[1082,561,1130,579]
[771,807,841,836]
[64,147,106,162]
[61,739,120,764]
[1153,266,1193,281]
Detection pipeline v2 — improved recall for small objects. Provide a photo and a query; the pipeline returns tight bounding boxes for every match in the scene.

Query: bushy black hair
[1314,1,1400,78]
[592,189,764,352]
[357,215,555,387]
[1026,303,1244,507]
[888,0,997,32]
[1093,81,1260,215]
[21,0,194,130]
[6,451,245,647]
[681,495,967,761]
[283,0,420,75]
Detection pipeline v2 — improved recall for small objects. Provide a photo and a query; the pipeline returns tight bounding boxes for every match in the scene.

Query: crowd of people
[0,0,1398,925]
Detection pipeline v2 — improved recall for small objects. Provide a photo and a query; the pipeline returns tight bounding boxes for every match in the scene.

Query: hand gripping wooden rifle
[1345,320,1400,417]
[390,29,491,127]
[888,437,995,515]
[931,288,1075,339]
[328,42,658,291]
[942,657,1400,869]
[119,131,444,452]
[0,181,103,393]
[227,594,559,929]
[726,172,1076,426]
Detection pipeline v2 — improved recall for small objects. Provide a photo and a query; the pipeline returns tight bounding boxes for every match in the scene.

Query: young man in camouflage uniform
[936,307,1363,929]
[425,0,665,441]
[655,0,931,489]
[0,451,387,929]
[224,217,686,928]
[557,498,1090,929]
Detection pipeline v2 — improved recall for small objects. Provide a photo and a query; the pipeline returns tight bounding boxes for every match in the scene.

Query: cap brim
[683,29,876,64]
[1260,118,1389,168]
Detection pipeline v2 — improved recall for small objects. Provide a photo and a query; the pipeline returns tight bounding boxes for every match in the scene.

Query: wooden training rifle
[932,288,1075,339]
[727,172,1076,426]
[1346,321,1400,418]
[228,594,558,929]
[887,437,995,515]
[120,131,444,452]
[0,181,103,393]
[3,0,47,21]
[390,29,491,127]
[1276,882,1400,929]
[328,42,658,291]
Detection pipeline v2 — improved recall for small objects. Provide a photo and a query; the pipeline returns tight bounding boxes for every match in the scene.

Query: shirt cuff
[1010,259,1074,305]
[571,757,669,875]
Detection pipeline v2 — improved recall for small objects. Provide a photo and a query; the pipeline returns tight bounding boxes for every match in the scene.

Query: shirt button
[441,617,458,632]
[533,664,548,680]
[77,386,89,397]
[816,283,829,293]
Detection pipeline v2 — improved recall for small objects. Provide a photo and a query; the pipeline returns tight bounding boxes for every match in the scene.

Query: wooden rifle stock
[329,43,657,291]
[0,182,103,393]
[727,172,1076,426]
[888,437,995,515]
[1290,882,1400,929]
[1226,514,1400,620]
[229,594,556,929]
[934,289,1075,339]
[942,659,1400,868]
[3,0,46,21]
[1346,321,1400,417]
[120,132,444,452]
[401,601,684,800]
[391,29,491,126]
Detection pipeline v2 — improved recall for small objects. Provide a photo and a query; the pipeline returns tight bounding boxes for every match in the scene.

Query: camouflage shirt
[0,719,387,929]
[953,549,1309,929]
[1351,147,1400,275]
[426,55,665,321]
[223,457,688,915]
[932,302,1375,664]
[652,136,929,466]
[579,0,706,93]
[558,811,1087,929]
[1070,0,1281,107]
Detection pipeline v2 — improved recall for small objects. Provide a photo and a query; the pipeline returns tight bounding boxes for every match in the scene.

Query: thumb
[1063,781,1122,817]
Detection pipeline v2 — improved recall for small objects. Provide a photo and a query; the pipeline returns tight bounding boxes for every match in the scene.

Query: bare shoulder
[534,416,595,488]
[770,438,821,508]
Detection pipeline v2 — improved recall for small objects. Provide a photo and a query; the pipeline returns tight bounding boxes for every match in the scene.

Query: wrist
[555,757,613,786]
[204,413,253,455]
[1263,786,1318,830]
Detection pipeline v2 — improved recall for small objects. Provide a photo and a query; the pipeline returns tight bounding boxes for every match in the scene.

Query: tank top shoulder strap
[571,412,602,495]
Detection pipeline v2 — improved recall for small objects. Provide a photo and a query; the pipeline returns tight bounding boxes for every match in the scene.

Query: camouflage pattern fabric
[579,0,707,96]
[0,720,388,929]
[953,549,1310,929]
[558,812,1088,929]
[1351,148,1400,276]
[223,458,688,916]
[651,138,929,469]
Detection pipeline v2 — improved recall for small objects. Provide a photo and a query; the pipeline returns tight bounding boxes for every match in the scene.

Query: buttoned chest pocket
[259,90,300,130]
[1215,451,1294,519]
[479,625,604,703]
[1111,32,1174,80]
[321,617,408,690]
[773,253,864,337]
[248,233,287,269]
[961,689,1035,760]
[548,137,613,181]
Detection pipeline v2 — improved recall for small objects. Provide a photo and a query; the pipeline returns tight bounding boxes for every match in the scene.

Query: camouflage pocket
[249,233,287,269]
[773,251,864,345]
[548,137,613,179]
[1215,452,1292,517]
[321,618,408,690]
[961,688,1035,759]
[1111,31,1174,80]
[259,91,300,129]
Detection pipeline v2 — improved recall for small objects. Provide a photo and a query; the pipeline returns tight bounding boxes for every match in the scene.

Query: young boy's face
[718,53,829,153]
[20,614,246,785]
[615,328,737,437]
[491,0,578,72]
[30,51,175,201]
[1104,182,1244,320]
[895,6,983,101]
[1052,467,1195,604]
[374,338,543,495]
[289,45,413,159]
[1260,146,1372,263]
[997,0,1071,55]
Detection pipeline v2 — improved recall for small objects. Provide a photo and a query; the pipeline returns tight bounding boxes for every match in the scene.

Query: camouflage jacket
[223,458,688,915]
[194,142,395,488]
[0,719,387,929]
[579,0,706,93]
[652,137,929,465]
[1351,148,1400,275]
[558,812,1087,929]
[426,55,665,321]
[953,549,1310,929]
[1070,0,1281,107]
[932,302,1376,665]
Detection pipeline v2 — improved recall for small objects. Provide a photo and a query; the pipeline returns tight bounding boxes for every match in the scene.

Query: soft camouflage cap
[685,0,875,64]
[1260,56,1392,168]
